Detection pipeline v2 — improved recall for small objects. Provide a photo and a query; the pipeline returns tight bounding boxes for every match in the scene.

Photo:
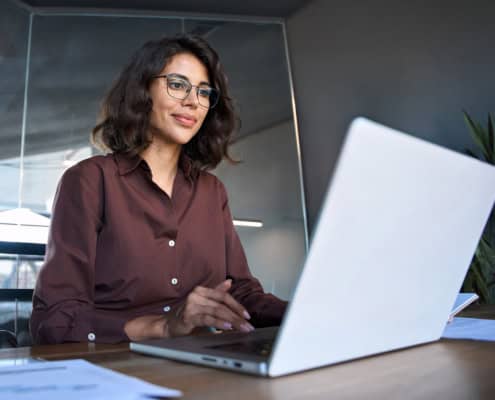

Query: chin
[172,131,199,145]
[154,125,198,146]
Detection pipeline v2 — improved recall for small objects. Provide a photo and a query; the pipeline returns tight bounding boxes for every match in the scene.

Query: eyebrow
[170,73,211,86]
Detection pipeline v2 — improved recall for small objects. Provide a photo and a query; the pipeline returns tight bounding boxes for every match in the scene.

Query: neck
[140,139,182,190]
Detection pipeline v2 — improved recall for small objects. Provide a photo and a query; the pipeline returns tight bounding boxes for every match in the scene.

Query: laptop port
[201,356,217,363]
[233,362,243,368]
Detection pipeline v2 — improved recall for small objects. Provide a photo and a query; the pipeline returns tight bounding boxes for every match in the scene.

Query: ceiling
[19,0,309,18]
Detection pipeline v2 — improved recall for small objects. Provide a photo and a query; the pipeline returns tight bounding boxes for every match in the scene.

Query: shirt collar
[114,152,194,181]
[114,153,143,176]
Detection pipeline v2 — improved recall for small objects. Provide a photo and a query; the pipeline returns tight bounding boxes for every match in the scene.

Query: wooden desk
[1,339,494,399]
[1,308,495,399]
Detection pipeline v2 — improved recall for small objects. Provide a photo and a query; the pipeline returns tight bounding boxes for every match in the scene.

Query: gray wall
[286,0,495,233]
[216,120,306,300]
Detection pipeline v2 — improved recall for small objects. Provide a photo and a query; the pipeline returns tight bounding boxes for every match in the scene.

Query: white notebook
[449,292,479,321]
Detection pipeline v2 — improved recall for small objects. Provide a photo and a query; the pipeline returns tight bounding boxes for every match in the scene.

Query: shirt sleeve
[218,181,288,328]
[30,161,129,344]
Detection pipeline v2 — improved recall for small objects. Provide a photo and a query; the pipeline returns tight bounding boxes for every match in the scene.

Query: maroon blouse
[30,153,286,344]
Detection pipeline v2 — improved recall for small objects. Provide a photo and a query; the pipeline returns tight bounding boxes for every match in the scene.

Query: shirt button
[171,278,178,285]
[163,306,171,312]
[88,332,96,342]
[168,240,175,247]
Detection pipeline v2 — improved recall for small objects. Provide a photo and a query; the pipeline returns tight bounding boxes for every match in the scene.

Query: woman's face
[148,52,210,146]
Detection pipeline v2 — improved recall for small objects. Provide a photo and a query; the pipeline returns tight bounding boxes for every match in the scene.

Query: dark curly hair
[91,34,239,176]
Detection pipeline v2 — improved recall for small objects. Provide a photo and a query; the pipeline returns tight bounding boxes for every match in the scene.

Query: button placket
[167,234,179,288]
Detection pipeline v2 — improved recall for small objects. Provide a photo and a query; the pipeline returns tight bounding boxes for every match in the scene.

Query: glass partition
[22,15,181,212]
[0,8,306,303]
[0,0,30,211]
[186,20,306,299]
[0,0,31,347]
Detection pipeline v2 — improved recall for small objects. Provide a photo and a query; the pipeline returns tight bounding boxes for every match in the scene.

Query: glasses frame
[152,74,220,109]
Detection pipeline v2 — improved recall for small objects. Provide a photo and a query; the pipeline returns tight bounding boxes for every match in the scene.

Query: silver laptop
[131,117,495,377]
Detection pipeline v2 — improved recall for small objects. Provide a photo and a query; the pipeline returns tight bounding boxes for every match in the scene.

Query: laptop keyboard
[208,338,275,357]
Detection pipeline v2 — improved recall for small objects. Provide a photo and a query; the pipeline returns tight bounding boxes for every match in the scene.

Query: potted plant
[462,111,495,303]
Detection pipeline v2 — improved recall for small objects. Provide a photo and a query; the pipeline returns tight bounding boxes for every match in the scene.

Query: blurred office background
[0,0,308,345]
[1,0,494,345]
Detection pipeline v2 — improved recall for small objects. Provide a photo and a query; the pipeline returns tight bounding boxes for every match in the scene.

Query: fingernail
[240,323,255,333]
[223,322,232,330]
[243,311,251,320]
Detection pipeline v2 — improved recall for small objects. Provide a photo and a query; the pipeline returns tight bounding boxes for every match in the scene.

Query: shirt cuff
[51,308,130,344]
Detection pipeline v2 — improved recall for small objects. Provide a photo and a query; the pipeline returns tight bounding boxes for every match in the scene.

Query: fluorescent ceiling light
[62,159,77,168]
[0,208,49,244]
[233,219,263,228]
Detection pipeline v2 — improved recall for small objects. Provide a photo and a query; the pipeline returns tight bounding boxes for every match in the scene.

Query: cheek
[150,99,173,124]
[197,111,209,129]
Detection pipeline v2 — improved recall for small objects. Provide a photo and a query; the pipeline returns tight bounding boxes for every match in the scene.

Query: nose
[182,87,199,108]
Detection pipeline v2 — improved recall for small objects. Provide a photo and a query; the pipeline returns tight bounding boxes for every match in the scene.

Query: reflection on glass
[0,0,30,210]
[0,255,17,288]
[22,146,92,213]
[0,255,43,289]
[0,300,15,336]
[0,296,33,347]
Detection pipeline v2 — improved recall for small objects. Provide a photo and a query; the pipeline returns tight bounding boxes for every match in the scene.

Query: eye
[197,87,212,98]
[168,79,188,90]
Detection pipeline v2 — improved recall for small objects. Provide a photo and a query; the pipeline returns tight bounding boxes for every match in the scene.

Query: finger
[213,279,232,292]
[183,302,232,330]
[193,308,254,332]
[196,286,251,320]
[190,304,254,332]
[194,296,254,331]
[194,314,236,331]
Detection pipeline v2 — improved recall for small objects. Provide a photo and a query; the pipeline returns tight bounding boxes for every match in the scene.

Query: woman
[30,35,287,344]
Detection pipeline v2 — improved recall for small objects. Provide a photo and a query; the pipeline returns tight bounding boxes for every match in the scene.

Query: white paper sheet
[0,358,181,399]
[449,293,479,320]
[442,317,495,341]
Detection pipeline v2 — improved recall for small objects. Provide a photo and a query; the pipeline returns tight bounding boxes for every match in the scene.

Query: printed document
[0,358,181,399]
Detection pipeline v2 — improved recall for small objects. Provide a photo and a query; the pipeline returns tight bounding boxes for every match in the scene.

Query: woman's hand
[124,314,168,341]
[167,279,254,337]
[124,280,254,341]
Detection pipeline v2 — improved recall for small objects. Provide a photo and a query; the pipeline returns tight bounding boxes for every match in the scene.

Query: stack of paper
[442,317,495,341]
[0,359,181,399]
[442,292,495,342]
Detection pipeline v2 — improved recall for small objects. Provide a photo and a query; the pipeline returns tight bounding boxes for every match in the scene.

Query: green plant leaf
[462,110,495,303]
[463,111,491,162]
[471,259,491,303]
[462,269,475,292]
[465,149,478,159]
[483,211,495,244]
[479,238,495,264]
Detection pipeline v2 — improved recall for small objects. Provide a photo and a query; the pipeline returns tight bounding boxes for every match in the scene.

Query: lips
[172,113,197,127]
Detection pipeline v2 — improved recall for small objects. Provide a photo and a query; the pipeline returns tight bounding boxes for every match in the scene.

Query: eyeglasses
[152,73,220,109]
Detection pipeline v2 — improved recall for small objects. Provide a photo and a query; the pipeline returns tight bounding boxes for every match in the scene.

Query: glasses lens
[197,86,219,109]
[165,75,219,109]
[166,77,190,100]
